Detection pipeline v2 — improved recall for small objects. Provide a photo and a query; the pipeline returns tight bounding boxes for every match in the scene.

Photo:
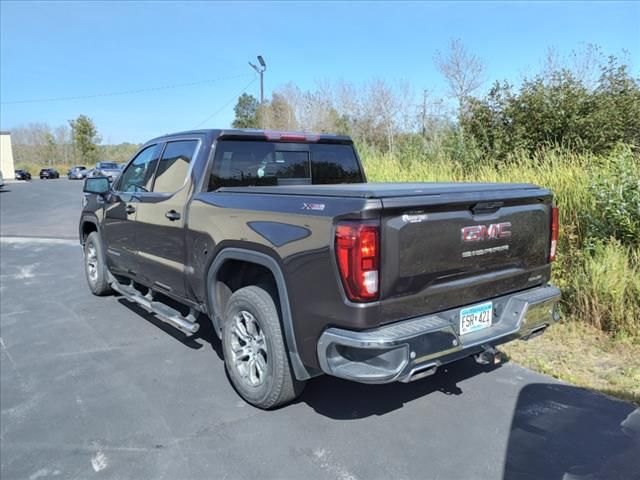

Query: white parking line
[0,336,17,368]
[0,236,78,246]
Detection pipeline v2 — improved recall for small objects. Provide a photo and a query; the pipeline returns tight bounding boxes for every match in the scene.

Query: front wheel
[222,286,305,409]
[83,232,112,296]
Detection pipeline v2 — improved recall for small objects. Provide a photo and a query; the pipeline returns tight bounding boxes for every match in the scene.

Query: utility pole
[249,55,267,105]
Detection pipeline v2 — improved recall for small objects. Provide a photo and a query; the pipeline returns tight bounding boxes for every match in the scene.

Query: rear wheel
[84,232,112,296]
[222,286,305,409]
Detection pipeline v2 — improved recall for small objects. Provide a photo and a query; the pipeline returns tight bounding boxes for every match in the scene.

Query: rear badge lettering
[461,222,511,242]
[402,213,428,224]
[462,245,509,258]
[302,203,325,211]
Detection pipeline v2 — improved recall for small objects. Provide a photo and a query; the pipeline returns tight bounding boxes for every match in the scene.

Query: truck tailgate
[379,186,553,323]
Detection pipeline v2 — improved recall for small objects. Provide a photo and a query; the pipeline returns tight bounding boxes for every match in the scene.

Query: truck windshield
[209,141,364,190]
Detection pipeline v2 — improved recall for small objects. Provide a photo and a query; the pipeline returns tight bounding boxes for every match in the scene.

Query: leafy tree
[460,56,640,160]
[69,115,100,164]
[232,93,259,128]
[99,142,141,163]
[270,93,298,130]
[591,58,640,150]
[11,123,73,167]
[44,132,57,166]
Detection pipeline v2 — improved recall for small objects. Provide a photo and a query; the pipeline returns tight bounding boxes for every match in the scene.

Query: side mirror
[84,176,110,195]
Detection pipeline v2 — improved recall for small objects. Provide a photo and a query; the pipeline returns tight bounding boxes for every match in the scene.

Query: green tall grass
[361,145,640,340]
[573,242,640,338]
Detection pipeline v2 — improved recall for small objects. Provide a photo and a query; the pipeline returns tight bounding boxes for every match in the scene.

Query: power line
[0,74,250,105]
[193,77,258,128]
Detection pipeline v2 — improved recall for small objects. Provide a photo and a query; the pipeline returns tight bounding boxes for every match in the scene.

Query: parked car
[15,169,32,180]
[39,168,60,179]
[0,170,4,188]
[68,166,88,180]
[80,129,561,409]
[91,161,121,181]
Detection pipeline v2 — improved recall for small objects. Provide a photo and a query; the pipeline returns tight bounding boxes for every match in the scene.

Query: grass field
[503,322,639,405]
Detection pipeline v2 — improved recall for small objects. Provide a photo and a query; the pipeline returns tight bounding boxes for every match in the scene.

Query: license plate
[459,301,493,335]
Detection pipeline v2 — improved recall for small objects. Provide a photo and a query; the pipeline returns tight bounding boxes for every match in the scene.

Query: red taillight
[549,206,559,262]
[335,221,379,302]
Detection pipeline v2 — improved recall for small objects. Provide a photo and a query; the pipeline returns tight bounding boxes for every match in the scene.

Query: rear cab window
[209,141,364,191]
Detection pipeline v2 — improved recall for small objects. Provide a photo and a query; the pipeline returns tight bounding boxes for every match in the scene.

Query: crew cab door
[134,139,200,298]
[103,144,160,275]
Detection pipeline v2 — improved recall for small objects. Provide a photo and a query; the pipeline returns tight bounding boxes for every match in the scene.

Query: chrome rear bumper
[316,285,561,384]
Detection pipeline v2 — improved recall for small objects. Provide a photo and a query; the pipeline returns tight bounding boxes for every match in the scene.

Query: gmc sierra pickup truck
[80,129,561,409]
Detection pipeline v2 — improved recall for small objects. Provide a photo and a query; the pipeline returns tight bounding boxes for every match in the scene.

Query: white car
[92,161,122,182]
[68,166,88,180]
[0,170,4,188]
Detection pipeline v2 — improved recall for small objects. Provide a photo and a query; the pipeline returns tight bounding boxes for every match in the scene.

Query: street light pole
[248,55,267,105]
[249,55,267,128]
[259,68,264,105]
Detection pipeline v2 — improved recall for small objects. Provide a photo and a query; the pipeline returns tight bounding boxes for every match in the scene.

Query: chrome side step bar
[111,281,200,334]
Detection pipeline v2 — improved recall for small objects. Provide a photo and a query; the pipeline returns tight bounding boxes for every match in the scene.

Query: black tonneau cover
[217,182,545,199]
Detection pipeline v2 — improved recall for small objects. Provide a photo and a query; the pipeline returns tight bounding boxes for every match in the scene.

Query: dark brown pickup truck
[79,129,561,408]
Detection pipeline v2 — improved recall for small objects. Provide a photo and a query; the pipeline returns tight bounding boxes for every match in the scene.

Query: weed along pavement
[1,180,638,480]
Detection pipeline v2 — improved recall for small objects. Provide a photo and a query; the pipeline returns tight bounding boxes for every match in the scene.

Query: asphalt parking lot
[1,179,639,480]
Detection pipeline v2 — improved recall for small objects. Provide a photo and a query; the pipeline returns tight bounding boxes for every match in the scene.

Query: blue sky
[1,1,639,144]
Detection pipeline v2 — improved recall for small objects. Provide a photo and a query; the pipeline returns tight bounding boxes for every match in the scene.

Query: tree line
[233,41,639,161]
[10,115,139,168]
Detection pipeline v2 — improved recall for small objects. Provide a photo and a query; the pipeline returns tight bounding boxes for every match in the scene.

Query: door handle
[165,210,181,221]
[126,205,136,215]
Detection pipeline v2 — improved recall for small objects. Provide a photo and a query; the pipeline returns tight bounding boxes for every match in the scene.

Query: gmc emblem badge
[461,222,512,243]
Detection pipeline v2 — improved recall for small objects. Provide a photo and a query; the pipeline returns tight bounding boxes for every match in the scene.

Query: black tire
[83,232,112,296]
[222,286,305,409]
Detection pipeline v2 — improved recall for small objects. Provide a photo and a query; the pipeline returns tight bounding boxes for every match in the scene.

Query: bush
[461,57,640,160]
[585,147,640,249]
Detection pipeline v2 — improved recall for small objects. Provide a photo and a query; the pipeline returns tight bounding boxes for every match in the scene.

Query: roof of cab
[146,128,353,145]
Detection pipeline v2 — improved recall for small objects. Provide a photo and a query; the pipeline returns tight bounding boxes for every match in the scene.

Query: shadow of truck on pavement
[503,383,639,480]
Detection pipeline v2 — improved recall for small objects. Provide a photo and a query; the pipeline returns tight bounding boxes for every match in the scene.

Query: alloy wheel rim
[230,310,268,387]
[86,244,98,284]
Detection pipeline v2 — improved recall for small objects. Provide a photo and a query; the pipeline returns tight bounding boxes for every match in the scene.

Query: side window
[117,145,160,192]
[152,140,198,193]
